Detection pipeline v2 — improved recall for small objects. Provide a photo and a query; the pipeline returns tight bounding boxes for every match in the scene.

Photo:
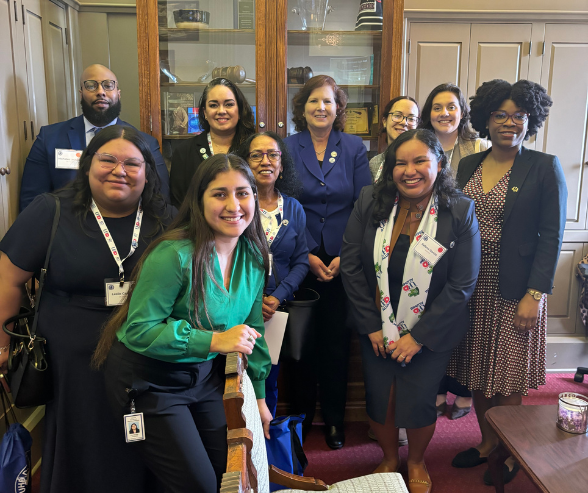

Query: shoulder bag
[2,196,60,408]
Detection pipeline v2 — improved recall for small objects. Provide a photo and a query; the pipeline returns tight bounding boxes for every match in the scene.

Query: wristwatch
[526,289,543,301]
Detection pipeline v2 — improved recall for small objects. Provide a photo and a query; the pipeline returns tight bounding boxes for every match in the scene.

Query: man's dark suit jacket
[456,146,567,300]
[341,185,481,353]
[19,115,170,211]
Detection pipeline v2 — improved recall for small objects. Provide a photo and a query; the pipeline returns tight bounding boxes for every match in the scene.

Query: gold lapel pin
[512,187,519,192]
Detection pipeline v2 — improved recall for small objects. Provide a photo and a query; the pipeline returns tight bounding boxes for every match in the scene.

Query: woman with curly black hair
[238,131,309,416]
[341,129,480,493]
[419,83,490,177]
[449,79,567,486]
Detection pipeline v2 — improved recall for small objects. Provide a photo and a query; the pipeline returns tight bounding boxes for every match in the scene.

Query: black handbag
[2,196,60,408]
[272,260,320,362]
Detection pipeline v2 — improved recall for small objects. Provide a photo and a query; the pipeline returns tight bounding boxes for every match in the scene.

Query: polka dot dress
[447,163,547,398]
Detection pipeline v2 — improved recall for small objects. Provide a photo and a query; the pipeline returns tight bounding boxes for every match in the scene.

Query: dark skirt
[360,334,452,428]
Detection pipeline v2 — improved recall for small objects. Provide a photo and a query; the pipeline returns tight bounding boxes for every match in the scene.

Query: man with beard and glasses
[19,64,170,211]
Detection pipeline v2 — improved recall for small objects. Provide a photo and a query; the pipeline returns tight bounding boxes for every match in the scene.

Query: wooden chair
[222,352,409,493]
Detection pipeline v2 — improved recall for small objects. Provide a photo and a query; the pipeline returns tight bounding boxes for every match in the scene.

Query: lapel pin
[203,154,209,159]
[512,187,519,192]
[450,241,455,248]
[200,148,206,154]
[331,151,337,157]
[282,220,289,226]
[329,157,335,163]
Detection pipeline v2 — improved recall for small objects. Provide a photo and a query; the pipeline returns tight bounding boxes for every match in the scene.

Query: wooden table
[486,405,588,493]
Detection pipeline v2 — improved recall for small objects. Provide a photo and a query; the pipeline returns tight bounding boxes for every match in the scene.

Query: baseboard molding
[546,336,588,371]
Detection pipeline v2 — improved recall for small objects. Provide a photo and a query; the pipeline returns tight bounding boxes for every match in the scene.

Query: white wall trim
[405,10,588,22]
[79,4,136,13]
[59,0,81,11]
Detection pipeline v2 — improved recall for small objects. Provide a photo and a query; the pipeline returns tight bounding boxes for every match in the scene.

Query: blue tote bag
[265,414,308,492]
[0,382,33,493]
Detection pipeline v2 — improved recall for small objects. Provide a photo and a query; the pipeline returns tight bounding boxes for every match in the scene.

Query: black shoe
[483,462,520,485]
[325,425,345,450]
[436,401,447,417]
[452,448,488,468]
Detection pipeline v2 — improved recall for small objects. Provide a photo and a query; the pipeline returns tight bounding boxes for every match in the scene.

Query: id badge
[413,234,447,267]
[124,413,145,442]
[105,278,133,306]
[55,149,83,169]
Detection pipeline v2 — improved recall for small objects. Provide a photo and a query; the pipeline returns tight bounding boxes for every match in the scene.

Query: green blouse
[116,237,270,398]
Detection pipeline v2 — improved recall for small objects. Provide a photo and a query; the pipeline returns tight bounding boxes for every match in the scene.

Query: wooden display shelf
[287,84,379,89]
[287,29,382,47]
[159,28,255,43]
[161,82,256,89]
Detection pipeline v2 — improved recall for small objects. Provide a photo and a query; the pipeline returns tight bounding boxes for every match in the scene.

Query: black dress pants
[104,341,227,493]
[286,243,351,431]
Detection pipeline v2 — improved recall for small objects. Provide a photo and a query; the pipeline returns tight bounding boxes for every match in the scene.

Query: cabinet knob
[278,122,284,128]
[0,168,5,176]
[5,166,10,175]
[259,122,266,128]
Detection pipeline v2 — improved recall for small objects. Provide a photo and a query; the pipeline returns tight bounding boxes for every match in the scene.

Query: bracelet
[409,334,424,347]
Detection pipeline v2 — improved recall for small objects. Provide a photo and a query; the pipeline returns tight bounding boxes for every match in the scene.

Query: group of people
[0,62,567,493]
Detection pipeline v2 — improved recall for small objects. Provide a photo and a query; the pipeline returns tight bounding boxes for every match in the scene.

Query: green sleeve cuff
[188,328,213,359]
[251,377,266,399]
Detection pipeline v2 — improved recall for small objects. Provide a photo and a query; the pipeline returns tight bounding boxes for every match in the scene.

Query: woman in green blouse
[93,154,271,493]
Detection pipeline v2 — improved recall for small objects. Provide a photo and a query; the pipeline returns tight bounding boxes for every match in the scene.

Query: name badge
[124,413,145,442]
[413,234,447,267]
[55,149,83,169]
[105,278,133,306]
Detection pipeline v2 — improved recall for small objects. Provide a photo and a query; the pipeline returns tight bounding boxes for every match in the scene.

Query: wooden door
[0,0,27,235]
[406,23,471,105]
[21,0,49,144]
[537,24,588,231]
[466,23,532,99]
[43,0,71,124]
[548,242,585,335]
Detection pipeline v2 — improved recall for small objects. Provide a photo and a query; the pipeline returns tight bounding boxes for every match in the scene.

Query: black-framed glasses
[83,80,117,92]
[248,151,282,163]
[490,110,529,125]
[94,153,144,175]
[386,112,419,125]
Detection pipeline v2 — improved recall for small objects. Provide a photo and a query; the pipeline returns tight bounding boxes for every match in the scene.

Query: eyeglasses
[386,112,419,125]
[83,80,117,92]
[248,151,282,163]
[94,153,144,175]
[490,111,529,125]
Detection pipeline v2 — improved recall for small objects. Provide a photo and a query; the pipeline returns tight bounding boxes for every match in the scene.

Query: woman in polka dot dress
[448,79,567,486]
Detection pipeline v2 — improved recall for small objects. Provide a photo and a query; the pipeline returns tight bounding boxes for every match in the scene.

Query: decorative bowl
[173,9,210,29]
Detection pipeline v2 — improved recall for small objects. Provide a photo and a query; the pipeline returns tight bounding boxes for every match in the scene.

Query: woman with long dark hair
[341,129,480,493]
[170,78,255,207]
[94,154,272,492]
[0,125,173,493]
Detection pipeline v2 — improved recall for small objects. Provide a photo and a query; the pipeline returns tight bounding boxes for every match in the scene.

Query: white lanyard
[90,199,143,284]
[260,191,284,247]
[207,133,215,156]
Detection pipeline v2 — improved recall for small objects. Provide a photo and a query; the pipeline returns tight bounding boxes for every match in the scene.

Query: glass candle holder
[557,392,588,434]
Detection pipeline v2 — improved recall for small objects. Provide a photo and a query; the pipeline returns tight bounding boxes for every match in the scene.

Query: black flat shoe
[325,425,345,450]
[450,402,472,420]
[436,401,447,417]
[483,462,520,485]
[452,447,488,468]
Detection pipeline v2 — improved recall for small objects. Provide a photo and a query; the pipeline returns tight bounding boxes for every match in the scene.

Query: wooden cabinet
[137,0,404,158]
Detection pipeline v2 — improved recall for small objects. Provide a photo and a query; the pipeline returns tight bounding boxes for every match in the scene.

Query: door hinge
[14,1,18,22]
[407,39,411,55]
[65,27,68,45]
[528,40,532,56]
[22,4,25,24]
[542,41,546,56]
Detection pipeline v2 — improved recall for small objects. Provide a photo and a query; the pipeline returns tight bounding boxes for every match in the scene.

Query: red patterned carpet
[31,373,586,492]
[301,373,587,492]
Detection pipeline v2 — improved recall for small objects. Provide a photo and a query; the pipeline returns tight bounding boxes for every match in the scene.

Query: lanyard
[90,199,143,284]
[260,191,284,247]
[206,133,215,156]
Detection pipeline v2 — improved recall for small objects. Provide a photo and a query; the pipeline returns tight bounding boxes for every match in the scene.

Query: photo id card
[413,234,447,267]
[105,279,133,306]
[55,149,83,169]
[124,413,145,442]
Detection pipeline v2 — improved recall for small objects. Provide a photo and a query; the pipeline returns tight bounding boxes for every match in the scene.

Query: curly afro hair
[469,79,552,140]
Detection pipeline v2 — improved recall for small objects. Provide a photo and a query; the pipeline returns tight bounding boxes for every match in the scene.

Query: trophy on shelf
[291,0,334,31]
[355,0,383,31]
[211,66,256,84]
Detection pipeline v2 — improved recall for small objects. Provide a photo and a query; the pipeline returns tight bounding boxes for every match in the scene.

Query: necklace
[315,148,326,155]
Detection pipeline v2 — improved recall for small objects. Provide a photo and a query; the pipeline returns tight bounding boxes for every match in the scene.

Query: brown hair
[92,154,269,367]
[290,75,348,132]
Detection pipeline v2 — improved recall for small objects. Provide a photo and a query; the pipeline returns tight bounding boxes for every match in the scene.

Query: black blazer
[456,146,567,299]
[341,186,481,353]
[170,132,211,208]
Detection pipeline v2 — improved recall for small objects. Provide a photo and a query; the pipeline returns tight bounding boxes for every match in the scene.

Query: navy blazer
[170,131,210,208]
[341,186,481,352]
[19,115,170,211]
[284,129,371,256]
[266,194,310,303]
[456,146,567,299]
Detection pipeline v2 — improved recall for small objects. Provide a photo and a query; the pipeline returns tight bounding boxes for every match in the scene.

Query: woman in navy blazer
[341,129,480,492]
[449,80,567,486]
[239,131,309,416]
[284,75,371,448]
